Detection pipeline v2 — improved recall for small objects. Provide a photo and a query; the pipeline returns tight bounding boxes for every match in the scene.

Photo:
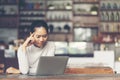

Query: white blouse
[17,41,55,74]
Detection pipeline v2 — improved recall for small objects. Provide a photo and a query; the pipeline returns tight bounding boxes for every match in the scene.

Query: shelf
[19,20,37,23]
[0,0,18,41]
[0,1,18,5]
[0,17,18,28]
[0,3,18,5]
[94,41,115,44]
[2,0,116,43]
[19,14,45,17]
[74,26,98,28]
[46,9,72,11]
[73,14,98,16]
[46,19,72,22]
[0,25,18,28]
[74,24,98,28]
[100,9,120,11]
[19,9,46,11]
[73,2,99,4]
[99,0,120,36]
[100,32,120,34]
[49,32,72,34]
[100,21,120,23]
[0,15,18,17]
[73,1,99,29]
[47,0,71,2]
[48,33,73,41]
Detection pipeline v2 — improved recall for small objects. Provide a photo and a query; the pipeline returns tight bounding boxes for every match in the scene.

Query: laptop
[29,56,69,76]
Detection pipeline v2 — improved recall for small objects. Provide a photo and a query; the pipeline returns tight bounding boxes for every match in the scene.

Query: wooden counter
[0,74,119,80]
[65,67,114,74]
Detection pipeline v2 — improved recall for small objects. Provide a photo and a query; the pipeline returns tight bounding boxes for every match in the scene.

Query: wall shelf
[99,0,120,37]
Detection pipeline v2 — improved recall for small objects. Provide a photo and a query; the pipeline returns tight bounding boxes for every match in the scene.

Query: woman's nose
[39,37,44,41]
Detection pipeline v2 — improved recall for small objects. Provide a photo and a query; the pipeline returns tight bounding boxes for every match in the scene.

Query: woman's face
[33,27,48,48]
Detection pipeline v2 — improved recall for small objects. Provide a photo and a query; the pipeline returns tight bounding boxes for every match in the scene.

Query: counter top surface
[0,74,120,80]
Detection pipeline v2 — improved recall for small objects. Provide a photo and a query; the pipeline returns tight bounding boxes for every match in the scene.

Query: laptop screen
[30,56,69,76]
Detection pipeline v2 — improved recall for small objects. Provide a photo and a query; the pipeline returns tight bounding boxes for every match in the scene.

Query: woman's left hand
[6,67,20,74]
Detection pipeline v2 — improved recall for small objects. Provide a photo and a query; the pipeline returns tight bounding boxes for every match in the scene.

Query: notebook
[29,56,69,76]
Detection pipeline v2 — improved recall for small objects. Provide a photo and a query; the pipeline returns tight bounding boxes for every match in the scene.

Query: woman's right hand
[22,33,35,51]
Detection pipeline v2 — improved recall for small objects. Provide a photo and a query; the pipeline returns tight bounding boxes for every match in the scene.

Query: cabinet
[0,0,19,28]
[73,0,99,42]
[45,0,100,42]
[46,0,73,41]
[18,0,46,39]
[18,0,98,42]
[0,0,19,43]
[73,0,99,28]
[1,0,120,43]
[99,0,120,43]
[18,0,73,41]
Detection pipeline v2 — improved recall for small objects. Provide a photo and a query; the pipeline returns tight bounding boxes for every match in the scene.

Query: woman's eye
[37,36,39,38]
[42,35,47,38]
[36,34,48,38]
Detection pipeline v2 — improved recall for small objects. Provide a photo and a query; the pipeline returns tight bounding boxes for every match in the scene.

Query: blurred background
[0,0,120,74]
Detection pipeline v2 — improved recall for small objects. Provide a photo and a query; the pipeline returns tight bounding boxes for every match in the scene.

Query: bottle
[117,24,120,32]
[113,3,118,9]
[100,12,104,21]
[104,12,109,21]
[115,12,119,21]
[101,3,106,10]
[111,12,114,21]
[106,24,109,32]
[106,12,109,21]
[107,3,111,9]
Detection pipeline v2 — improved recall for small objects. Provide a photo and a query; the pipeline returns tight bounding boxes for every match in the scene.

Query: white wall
[67,51,115,71]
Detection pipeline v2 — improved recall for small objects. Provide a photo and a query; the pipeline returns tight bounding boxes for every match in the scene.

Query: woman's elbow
[20,70,28,75]
[19,68,29,75]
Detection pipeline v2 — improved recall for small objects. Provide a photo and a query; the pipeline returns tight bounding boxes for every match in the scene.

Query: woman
[17,20,55,74]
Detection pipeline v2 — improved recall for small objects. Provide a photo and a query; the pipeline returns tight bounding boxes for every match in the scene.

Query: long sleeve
[17,46,29,74]
[17,41,56,74]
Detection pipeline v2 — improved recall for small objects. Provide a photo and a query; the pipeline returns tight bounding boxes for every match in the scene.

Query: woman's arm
[17,46,29,74]
[17,33,35,74]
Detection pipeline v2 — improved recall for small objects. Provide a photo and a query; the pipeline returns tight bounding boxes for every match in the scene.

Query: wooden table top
[0,67,115,80]
[0,74,120,80]
[65,67,114,74]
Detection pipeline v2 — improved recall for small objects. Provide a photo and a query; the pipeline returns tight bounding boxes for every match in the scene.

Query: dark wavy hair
[30,20,49,33]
